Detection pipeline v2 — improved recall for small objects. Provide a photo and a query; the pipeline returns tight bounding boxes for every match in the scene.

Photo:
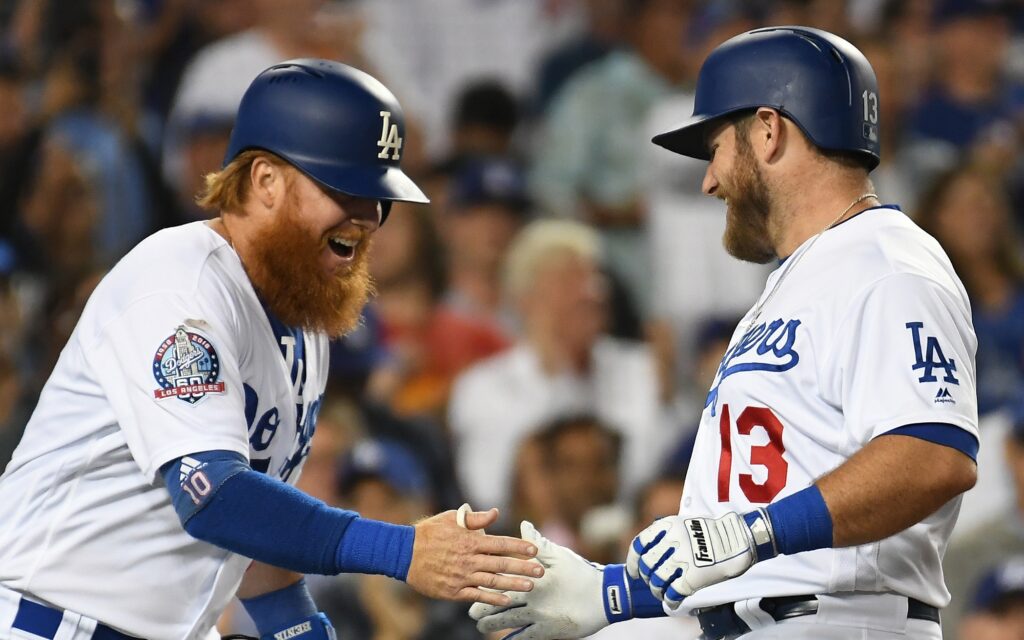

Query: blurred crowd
[1,0,1024,638]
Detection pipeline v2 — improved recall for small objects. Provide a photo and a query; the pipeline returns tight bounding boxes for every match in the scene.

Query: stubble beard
[721,134,777,264]
[244,194,375,338]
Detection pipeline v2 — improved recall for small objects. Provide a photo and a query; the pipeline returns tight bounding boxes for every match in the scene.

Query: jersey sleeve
[823,272,979,447]
[81,292,251,482]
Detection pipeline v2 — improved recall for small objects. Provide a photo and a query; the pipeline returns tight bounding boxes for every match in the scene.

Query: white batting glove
[625,511,777,610]
[470,521,614,640]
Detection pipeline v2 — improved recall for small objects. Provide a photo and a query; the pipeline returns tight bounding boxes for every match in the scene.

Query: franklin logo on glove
[688,520,715,566]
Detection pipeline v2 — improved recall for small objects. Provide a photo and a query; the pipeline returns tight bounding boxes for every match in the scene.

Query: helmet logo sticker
[377,110,403,160]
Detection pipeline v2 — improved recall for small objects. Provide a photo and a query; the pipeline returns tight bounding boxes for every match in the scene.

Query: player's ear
[753,107,784,164]
[249,156,283,210]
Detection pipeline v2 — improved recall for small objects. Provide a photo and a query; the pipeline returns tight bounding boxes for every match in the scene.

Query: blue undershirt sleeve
[881,422,979,461]
[160,452,414,578]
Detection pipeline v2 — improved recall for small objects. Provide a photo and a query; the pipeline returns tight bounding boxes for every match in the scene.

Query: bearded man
[0,60,541,640]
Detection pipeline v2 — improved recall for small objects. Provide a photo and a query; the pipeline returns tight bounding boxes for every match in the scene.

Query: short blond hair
[504,219,602,298]
[195,150,290,212]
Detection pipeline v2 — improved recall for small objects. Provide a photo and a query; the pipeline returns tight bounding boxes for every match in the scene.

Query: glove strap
[602,564,632,623]
[602,565,667,622]
[742,508,778,563]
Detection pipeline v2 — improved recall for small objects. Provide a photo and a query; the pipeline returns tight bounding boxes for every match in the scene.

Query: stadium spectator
[441,157,531,330]
[954,556,1024,640]
[529,0,692,315]
[943,402,1024,637]
[449,219,677,520]
[916,163,1024,415]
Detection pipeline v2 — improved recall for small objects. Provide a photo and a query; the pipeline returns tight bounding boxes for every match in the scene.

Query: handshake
[469,509,778,639]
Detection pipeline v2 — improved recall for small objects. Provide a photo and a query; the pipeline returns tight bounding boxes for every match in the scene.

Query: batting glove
[470,521,650,640]
[625,510,777,609]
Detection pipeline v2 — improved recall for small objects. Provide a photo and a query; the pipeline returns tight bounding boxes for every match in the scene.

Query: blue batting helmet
[224,58,429,222]
[652,26,881,171]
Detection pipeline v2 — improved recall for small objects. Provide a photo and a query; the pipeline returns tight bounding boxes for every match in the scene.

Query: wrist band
[335,517,415,580]
[240,579,317,635]
[764,484,834,556]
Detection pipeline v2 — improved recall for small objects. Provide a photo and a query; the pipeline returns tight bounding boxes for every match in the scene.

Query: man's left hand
[625,513,759,609]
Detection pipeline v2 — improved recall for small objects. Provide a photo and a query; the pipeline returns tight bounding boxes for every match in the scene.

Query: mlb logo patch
[152,325,226,404]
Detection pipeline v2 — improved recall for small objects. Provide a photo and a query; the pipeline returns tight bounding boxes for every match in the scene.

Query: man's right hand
[405,507,544,606]
[469,521,614,639]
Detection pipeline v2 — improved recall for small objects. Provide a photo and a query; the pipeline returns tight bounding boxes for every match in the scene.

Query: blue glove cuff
[602,564,667,622]
[602,564,631,623]
[258,613,335,640]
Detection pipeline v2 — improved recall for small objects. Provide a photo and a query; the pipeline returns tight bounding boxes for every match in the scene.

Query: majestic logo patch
[935,387,955,404]
[152,325,226,404]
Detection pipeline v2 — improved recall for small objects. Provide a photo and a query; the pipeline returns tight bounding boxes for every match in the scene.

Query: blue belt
[12,598,142,640]
[696,595,940,640]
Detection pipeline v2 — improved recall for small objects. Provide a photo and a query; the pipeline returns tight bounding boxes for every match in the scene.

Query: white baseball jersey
[677,206,978,613]
[0,222,328,640]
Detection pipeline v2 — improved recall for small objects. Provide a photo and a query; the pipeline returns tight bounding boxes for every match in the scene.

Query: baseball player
[471,27,979,640]
[0,60,542,640]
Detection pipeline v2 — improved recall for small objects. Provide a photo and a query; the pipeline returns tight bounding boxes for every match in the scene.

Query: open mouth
[328,236,358,259]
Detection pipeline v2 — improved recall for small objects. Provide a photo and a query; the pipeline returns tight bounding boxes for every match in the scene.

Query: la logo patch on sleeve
[152,325,226,404]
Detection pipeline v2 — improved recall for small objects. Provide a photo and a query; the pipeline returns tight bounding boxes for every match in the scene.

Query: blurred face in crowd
[636,477,684,530]
[631,0,691,81]
[20,140,99,277]
[959,600,1024,640]
[702,118,776,264]
[524,251,609,353]
[547,421,619,528]
[930,170,1007,264]
[938,13,1010,82]
[447,203,522,273]
[346,477,424,525]
[241,159,379,337]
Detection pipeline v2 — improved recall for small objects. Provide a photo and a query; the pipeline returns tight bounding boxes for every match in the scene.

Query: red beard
[244,194,375,338]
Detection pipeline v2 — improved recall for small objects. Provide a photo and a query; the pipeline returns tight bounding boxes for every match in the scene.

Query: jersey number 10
[717,404,788,503]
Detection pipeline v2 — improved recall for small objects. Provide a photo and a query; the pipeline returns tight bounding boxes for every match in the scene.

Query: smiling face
[702,118,776,264]
[243,163,380,337]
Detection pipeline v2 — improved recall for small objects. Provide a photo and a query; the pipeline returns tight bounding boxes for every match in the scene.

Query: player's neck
[771,172,876,259]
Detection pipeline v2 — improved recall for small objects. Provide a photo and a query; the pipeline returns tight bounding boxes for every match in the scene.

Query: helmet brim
[653,110,749,160]
[297,158,430,205]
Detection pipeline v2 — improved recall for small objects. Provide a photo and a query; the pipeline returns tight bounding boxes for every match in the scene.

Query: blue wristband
[240,579,317,635]
[336,517,415,580]
[764,484,834,556]
[601,564,667,622]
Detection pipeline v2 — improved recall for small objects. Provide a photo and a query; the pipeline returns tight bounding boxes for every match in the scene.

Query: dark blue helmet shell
[652,27,881,171]
[224,59,429,221]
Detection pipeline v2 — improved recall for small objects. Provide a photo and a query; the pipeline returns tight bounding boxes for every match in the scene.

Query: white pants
[0,584,101,640]
[717,593,943,640]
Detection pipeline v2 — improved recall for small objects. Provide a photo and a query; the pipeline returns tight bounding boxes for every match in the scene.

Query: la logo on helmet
[377,110,403,160]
